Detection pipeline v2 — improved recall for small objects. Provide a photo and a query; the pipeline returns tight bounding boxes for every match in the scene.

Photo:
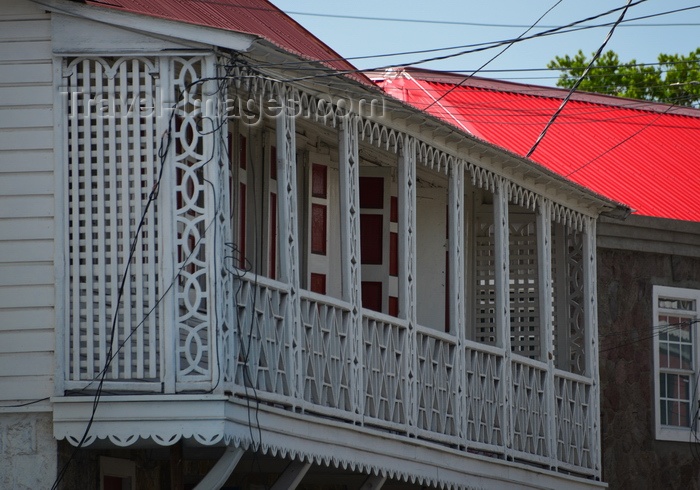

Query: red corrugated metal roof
[379,69,700,222]
[83,0,362,79]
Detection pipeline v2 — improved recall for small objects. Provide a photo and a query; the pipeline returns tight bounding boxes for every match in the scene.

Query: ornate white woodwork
[510,357,549,461]
[275,85,303,401]
[508,213,541,360]
[398,137,419,433]
[493,179,513,457]
[552,220,586,375]
[233,275,291,397]
[538,199,558,465]
[65,56,161,387]
[300,292,352,412]
[59,60,604,482]
[463,342,504,449]
[474,207,497,346]
[415,327,459,440]
[363,311,408,426]
[582,217,601,476]
[554,372,594,473]
[170,56,224,389]
[338,114,364,416]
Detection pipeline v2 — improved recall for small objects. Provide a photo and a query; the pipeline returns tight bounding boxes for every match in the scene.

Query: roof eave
[373,84,629,219]
[32,0,258,53]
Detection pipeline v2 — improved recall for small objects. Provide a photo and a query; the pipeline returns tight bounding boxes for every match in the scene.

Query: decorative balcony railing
[225,272,598,477]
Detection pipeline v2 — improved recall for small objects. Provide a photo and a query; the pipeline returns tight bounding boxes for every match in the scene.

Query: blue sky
[270,1,700,86]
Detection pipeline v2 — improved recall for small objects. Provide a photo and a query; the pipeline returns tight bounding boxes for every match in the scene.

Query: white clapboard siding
[0,0,55,403]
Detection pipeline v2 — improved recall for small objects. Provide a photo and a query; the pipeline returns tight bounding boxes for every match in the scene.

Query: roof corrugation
[380,70,700,222]
[83,0,362,79]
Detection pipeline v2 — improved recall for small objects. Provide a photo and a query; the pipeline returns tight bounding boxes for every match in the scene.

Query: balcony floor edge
[52,395,606,490]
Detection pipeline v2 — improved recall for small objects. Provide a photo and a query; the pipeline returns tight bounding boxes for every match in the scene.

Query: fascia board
[31,0,257,53]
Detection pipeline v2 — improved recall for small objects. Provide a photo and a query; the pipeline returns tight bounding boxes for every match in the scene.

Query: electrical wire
[241,1,653,79]
[565,99,681,177]
[526,0,635,158]
[394,85,700,128]
[599,319,699,353]
[423,0,564,111]
[250,2,700,79]
[194,0,699,31]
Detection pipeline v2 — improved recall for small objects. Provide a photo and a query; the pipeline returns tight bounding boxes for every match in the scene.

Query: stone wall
[597,248,700,490]
[0,412,56,489]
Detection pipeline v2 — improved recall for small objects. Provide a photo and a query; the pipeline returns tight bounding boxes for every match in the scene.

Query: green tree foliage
[547,48,700,107]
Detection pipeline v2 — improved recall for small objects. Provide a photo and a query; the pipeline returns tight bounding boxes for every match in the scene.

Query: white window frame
[652,285,700,442]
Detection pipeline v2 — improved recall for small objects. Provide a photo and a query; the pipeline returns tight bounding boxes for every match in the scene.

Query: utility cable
[599,319,699,354]
[526,0,635,158]
[423,0,564,111]
[242,1,652,81]
[564,99,680,177]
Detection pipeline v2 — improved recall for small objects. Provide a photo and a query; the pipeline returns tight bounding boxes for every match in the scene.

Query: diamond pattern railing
[416,327,459,442]
[229,273,598,477]
[300,292,353,413]
[363,310,409,428]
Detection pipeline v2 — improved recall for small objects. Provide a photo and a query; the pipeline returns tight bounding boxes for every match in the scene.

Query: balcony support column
[583,217,601,478]
[205,56,228,394]
[449,160,466,441]
[360,475,387,489]
[338,114,364,418]
[398,136,418,434]
[271,461,311,490]
[159,58,177,394]
[494,178,512,457]
[276,86,302,401]
[192,445,244,490]
[537,199,557,467]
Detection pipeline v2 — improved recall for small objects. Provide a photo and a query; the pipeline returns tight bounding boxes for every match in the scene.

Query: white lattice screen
[474,208,541,359]
[509,213,540,359]
[474,211,497,345]
[66,57,161,383]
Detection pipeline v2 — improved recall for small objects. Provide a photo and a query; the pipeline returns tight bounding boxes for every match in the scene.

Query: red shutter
[238,183,246,268]
[362,281,383,312]
[360,214,383,265]
[359,176,384,208]
[311,273,327,294]
[269,193,277,279]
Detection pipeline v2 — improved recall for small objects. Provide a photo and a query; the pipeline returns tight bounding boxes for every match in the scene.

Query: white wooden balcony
[52,54,605,488]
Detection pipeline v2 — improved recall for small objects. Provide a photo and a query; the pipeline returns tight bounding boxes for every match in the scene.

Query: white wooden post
[54,56,68,396]
[398,136,417,434]
[338,114,363,418]
[537,199,557,467]
[493,178,512,457]
[202,55,225,392]
[449,160,466,442]
[159,58,177,394]
[276,86,302,402]
[583,216,601,478]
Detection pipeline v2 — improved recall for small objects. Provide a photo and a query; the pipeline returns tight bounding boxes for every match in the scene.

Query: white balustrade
[362,310,409,429]
[554,370,595,473]
[510,355,550,464]
[463,340,504,452]
[415,326,459,443]
[232,273,292,400]
[299,291,353,417]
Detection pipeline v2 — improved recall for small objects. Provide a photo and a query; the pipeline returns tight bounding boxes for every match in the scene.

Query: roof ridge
[394,66,700,118]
